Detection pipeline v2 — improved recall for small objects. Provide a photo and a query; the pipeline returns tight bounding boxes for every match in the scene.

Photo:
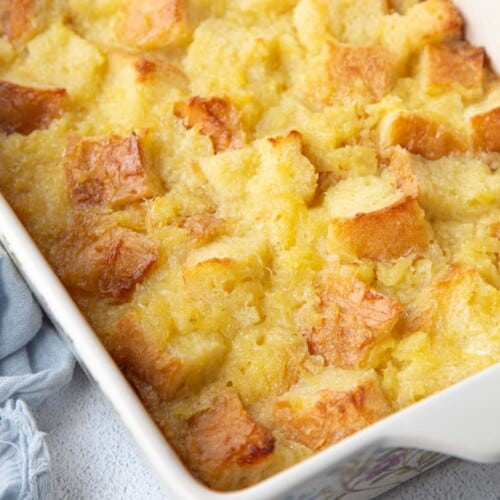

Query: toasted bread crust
[0,0,34,42]
[55,223,157,300]
[386,148,420,197]
[307,277,403,368]
[329,44,401,100]
[65,132,163,209]
[0,80,66,135]
[332,197,429,261]
[174,96,245,153]
[381,112,465,160]
[274,375,390,451]
[421,42,484,92]
[110,315,182,401]
[187,389,275,483]
[471,107,500,153]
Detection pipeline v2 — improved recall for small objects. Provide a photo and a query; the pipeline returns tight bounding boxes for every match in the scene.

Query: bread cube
[55,223,157,300]
[110,314,182,400]
[328,44,402,101]
[386,147,420,197]
[273,368,390,451]
[174,96,245,152]
[379,0,463,54]
[0,80,66,135]
[471,107,500,153]
[393,264,500,407]
[111,314,228,400]
[307,276,402,368]
[186,389,275,487]
[421,42,484,98]
[199,131,318,204]
[410,155,500,220]
[8,23,105,102]
[380,111,466,160]
[183,237,270,328]
[64,131,163,209]
[331,196,429,261]
[0,0,43,43]
[115,0,186,49]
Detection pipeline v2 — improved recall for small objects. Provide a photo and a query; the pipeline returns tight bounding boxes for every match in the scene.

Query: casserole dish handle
[382,364,500,463]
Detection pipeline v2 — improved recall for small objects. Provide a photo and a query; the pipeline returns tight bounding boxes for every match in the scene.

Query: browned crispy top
[422,42,484,91]
[174,96,245,153]
[471,107,500,153]
[0,0,34,42]
[64,132,163,209]
[332,197,429,261]
[186,389,275,484]
[382,112,465,160]
[0,80,66,135]
[274,376,390,451]
[328,44,401,101]
[307,277,403,368]
[54,223,157,301]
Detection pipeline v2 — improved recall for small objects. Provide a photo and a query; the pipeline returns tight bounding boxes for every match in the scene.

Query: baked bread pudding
[0,0,499,490]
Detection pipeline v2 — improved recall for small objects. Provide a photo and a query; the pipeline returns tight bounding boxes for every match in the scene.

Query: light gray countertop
[35,366,500,500]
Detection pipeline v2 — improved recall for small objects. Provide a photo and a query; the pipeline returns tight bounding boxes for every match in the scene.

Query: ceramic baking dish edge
[1,191,499,500]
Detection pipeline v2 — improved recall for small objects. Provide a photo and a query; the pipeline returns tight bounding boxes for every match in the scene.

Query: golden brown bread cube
[186,389,275,487]
[307,276,403,368]
[471,107,500,153]
[380,111,466,160]
[64,132,163,209]
[55,223,157,300]
[0,0,38,42]
[273,369,390,451]
[421,42,484,96]
[115,0,185,49]
[110,314,182,401]
[331,197,429,261]
[174,96,245,153]
[0,80,66,135]
[328,44,401,101]
[386,147,420,198]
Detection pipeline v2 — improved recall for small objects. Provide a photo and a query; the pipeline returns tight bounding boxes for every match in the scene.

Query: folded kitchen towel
[0,246,75,499]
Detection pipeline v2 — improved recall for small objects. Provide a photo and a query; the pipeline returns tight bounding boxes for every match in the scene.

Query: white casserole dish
[1,189,500,499]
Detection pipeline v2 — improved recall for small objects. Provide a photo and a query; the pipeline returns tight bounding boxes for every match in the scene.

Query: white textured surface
[35,366,500,500]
